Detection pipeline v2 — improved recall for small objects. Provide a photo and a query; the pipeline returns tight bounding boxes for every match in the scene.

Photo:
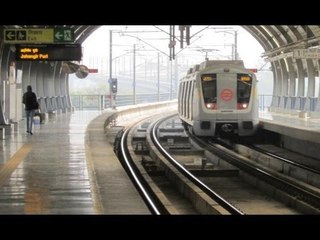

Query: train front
[193,66,259,138]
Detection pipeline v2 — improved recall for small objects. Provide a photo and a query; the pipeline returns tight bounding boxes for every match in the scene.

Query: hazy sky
[82,25,266,69]
[71,25,273,97]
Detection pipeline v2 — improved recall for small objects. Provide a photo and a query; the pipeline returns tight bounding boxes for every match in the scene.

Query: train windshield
[201,74,217,109]
[237,74,252,109]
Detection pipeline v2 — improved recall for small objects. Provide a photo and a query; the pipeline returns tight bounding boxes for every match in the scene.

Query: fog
[69,25,273,96]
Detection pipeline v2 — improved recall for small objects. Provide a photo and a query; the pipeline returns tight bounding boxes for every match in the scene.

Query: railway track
[113,113,320,214]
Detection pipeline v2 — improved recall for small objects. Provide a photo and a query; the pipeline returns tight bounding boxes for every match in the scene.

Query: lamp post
[170,60,172,100]
[111,43,162,105]
[109,30,138,108]
[132,47,162,104]
[157,52,160,102]
[119,32,169,104]
[235,31,238,60]
[109,30,112,107]
[108,31,171,105]
[109,30,116,109]
[131,44,146,105]
[133,44,136,105]
[108,29,132,109]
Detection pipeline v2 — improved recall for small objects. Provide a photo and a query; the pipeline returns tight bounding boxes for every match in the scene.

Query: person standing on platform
[22,85,39,135]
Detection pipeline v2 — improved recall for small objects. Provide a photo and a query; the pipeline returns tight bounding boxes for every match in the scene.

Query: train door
[189,80,195,120]
[216,73,237,111]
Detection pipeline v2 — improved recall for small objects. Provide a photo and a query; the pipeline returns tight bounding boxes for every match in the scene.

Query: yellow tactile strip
[0,143,32,187]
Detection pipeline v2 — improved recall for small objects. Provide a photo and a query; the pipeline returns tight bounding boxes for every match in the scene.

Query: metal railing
[71,93,176,110]
[259,94,272,112]
[71,94,273,111]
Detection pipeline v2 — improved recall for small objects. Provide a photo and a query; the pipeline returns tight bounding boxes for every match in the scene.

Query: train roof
[199,60,244,70]
[192,64,200,73]
[186,64,200,75]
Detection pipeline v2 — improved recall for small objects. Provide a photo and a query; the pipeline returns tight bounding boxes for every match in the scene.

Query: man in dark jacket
[22,85,38,135]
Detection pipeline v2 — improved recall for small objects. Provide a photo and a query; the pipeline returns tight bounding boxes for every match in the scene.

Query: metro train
[178,59,259,138]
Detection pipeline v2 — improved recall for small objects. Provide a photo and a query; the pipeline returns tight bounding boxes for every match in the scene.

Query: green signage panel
[4,28,74,43]
[54,28,75,42]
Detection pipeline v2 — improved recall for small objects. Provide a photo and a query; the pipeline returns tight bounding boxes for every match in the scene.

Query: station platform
[0,110,150,214]
[259,111,320,143]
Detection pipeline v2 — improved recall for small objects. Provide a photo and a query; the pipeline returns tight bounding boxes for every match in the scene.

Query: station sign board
[4,28,74,44]
[15,44,82,61]
[265,52,293,62]
[293,49,320,59]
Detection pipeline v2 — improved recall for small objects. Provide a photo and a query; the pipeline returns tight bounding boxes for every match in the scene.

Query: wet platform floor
[0,110,149,214]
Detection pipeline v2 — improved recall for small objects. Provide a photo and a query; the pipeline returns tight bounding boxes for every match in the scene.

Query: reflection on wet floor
[0,111,102,214]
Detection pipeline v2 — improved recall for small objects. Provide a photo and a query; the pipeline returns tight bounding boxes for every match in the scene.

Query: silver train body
[178,60,259,137]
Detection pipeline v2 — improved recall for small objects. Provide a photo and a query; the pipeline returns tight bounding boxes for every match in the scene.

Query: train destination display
[16,44,82,61]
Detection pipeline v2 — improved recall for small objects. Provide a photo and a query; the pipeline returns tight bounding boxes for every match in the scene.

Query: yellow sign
[16,44,82,61]
[202,75,214,81]
[240,76,251,81]
[19,47,49,60]
[26,29,53,43]
[4,29,53,43]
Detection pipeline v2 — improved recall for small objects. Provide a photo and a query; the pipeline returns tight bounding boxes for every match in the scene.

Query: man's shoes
[26,131,33,135]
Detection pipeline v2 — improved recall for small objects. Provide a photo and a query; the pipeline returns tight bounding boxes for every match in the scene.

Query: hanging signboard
[15,44,82,61]
[293,49,320,59]
[4,28,74,44]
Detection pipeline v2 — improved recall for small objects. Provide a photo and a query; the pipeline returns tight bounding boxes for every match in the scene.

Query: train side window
[237,74,252,103]
[201,74,217,104]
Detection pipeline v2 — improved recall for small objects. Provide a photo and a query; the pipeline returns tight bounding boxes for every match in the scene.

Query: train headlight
[237,103,248,109]
[206,103,217,109]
